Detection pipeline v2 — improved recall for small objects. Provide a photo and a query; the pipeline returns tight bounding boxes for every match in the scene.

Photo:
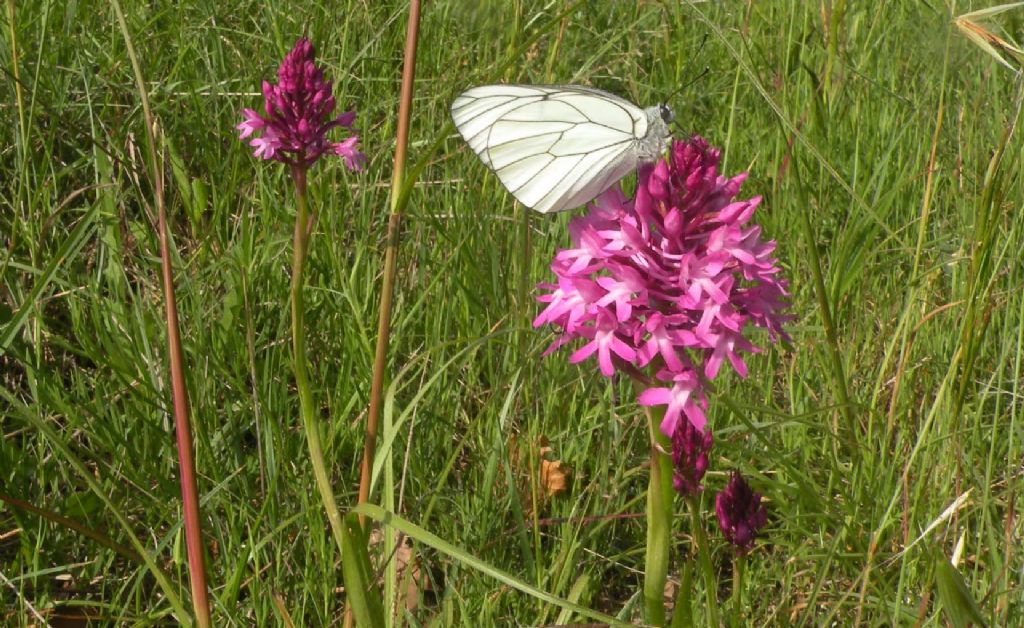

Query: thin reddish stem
[357,0,422,521]
[111,3,210,623]
[159,178,211,628]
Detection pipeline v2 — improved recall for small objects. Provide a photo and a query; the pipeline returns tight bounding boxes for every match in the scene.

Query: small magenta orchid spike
[237,37,365,171]
[535,136,791,437]
[715,471,768,555]
[671,419,713,497]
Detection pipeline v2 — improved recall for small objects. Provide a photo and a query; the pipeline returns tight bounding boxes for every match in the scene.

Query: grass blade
[0,387,190,623]
[341,512,386,627]
[353,503,626,626]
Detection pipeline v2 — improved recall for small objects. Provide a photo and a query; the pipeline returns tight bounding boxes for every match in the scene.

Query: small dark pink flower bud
[715,471,768,555]
[663,207,683,236]
[649,162,671,200]
[671,420,712,496]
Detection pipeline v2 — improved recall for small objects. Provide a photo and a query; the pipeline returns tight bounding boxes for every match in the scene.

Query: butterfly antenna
[695,32,708,57]
[664,34,710,103]
[682,66,709,92]
[665,66,710,136]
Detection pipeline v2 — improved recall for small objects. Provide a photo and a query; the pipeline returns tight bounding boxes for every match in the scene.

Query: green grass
[2,0,1023,625]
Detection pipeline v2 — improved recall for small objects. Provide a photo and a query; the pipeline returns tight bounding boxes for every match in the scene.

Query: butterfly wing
[451,85,649,213]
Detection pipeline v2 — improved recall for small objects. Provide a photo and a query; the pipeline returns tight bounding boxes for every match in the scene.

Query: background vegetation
[2,0,1022,624]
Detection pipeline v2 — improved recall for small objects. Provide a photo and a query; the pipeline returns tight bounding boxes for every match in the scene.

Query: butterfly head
[638,104,674,163]
[659,104,674,125]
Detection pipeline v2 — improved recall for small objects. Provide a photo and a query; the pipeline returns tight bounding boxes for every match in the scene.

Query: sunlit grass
[2,1,1022,624]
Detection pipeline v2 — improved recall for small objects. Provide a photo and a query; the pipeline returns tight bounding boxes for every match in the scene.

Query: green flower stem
[687,496,721,627]
[644,406,675,626]
[290,166,346,555]
[731,554,744,628]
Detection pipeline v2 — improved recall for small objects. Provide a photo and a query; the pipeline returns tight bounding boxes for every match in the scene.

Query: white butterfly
[451,84,674,214]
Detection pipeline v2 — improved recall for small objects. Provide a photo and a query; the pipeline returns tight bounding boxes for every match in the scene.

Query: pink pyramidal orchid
[234,36,368,570]
[535,137,791,438]
[237,37,365,171]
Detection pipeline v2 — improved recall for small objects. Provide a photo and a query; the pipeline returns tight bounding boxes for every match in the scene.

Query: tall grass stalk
[823,0,846,100]
[952,78,1023,417]
[110,2,209,625]
[792,167,854,446]
[860,34,952,624]
[357,0,422,524]
[352,1,422,624]
[5,0,24,157]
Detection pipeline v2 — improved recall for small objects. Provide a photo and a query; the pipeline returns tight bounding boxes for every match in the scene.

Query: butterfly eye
[660,104,674,124]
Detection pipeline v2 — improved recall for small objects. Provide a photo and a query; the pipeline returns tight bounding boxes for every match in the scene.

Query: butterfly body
[451,84,673,213]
